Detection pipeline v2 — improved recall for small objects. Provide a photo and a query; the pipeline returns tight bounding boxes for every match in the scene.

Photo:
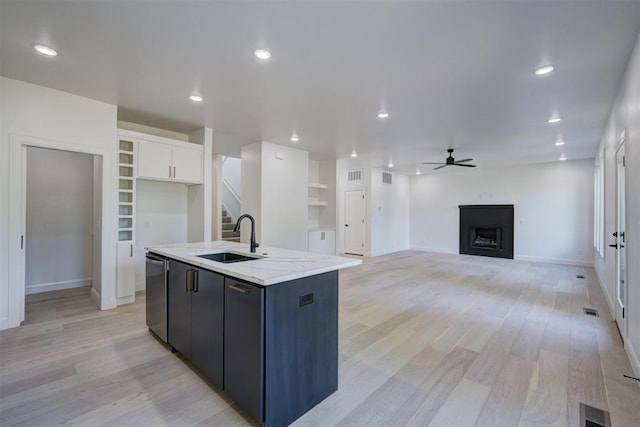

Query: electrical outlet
[299,293,314,307]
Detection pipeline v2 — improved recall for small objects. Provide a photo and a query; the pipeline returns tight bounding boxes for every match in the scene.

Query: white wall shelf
[117,136,137,304]
[308,183,328,189]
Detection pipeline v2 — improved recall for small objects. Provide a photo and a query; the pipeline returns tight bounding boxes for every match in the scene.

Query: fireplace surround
[459,205,514,259]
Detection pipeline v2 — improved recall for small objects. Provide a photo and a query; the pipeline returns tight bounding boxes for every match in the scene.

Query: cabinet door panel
[264,272,338,426]
[172,146,203,183]
[191,269,224,387]
[167,260,191,359]
[224,279,264,422]
[137,140,172,180]
[116,241,135,299]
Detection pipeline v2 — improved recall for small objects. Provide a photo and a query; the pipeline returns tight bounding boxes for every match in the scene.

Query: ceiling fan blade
[455,158,473,163]
[455,163,477,167]
[432,164,447,170]
[422,162,445,165]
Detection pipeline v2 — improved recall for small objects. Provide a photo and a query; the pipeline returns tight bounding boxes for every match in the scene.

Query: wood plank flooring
[1,251,639,426]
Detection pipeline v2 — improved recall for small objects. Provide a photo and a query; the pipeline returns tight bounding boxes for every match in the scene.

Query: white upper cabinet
[137,138,203,184]
[171,145,203,183]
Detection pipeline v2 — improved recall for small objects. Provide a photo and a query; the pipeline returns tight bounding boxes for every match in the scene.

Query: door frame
[344,188,366,255]
[9,134,115,328]
[614,136,627,339]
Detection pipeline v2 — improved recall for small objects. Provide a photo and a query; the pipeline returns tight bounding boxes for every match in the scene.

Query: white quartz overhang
[146,241,362,286]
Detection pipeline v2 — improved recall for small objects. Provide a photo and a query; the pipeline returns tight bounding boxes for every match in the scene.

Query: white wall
[370,168,410,256]
[134,180,188,289]
[594,30,640,375]
[25,147,94,294]
[410,159,594,266]
[241,141,309,251]
[1,77,117,329]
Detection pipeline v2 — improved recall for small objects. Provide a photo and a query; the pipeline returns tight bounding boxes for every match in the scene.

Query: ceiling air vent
[382,171,392,184]
[348,169,362,182]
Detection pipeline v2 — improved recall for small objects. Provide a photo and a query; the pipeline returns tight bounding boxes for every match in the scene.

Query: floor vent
[580,403,611,427]
[583,308,599,317]
[576,274,585,279]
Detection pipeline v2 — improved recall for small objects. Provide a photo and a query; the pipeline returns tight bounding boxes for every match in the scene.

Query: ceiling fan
[423,149,477,170]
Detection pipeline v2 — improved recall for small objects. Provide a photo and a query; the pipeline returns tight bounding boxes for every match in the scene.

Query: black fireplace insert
[459,205,513,259]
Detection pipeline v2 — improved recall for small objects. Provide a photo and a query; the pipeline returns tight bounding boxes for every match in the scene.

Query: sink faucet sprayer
[233,214,259,253]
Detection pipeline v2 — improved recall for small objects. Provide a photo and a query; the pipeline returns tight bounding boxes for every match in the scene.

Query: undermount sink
[197,252,260,263]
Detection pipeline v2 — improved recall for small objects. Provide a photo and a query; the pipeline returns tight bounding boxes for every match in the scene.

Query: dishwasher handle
[145,254,166,265]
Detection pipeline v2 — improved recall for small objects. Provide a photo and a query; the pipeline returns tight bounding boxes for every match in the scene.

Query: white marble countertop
[146,241,362,286]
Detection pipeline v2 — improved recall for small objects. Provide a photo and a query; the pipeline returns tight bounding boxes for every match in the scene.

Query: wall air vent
[382,171,392,184]
[348,169,362,182]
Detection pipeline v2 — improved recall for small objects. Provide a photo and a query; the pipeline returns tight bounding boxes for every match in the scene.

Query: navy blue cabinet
[167,260,224,387]
[224,278,264,422]
[167,260,339,426]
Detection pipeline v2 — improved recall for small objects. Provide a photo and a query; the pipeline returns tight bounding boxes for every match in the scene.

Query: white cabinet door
[116,241,136,301]
[137,140,172,180]
[172,146,203,183]
[308,230,335,255]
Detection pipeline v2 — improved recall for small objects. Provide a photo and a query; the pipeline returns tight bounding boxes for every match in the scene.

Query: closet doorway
[25,147,99,299]
[8,135,109,328]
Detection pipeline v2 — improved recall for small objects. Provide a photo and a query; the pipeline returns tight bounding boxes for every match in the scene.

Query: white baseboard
[513,255,593,267]
[410,246,457,255]
[409,247,594,267]
[117,295,135,306]
[25,278,92,295]
[135,280,146,292]
[90,287,101,308]
[626,340,640,381]
[371,246,410,257]
[594,266,616,321]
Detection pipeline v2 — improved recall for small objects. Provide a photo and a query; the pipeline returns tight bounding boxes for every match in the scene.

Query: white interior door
[344,190,365,255]
[614,141,627,338]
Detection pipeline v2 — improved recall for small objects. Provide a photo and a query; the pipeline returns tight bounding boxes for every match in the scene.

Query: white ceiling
[1,1,639,174]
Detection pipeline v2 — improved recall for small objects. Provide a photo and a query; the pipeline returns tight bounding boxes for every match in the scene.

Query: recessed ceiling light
[559,155,567,161]
[254,49,271,60]
[555,140,565,146]
[377,112,389,119]
[548,116,561,124]
[416,168,421,175]
[534,65,554,76]
[290,136,299,143]
[351,149,358,158]
[33,44,58,56]
[189,94,203,102]
[388,160,394,168]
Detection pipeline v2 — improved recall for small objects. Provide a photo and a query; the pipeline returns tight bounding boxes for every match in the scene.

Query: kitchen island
[146,241,361,426]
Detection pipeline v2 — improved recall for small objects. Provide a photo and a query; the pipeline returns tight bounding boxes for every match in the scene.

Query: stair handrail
[222,177,241,222]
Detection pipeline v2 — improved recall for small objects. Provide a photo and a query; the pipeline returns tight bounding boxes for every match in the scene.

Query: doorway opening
[8,135,110,329]
[23,147,102,321]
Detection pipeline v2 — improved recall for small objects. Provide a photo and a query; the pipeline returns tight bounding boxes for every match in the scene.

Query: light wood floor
[1,251,639,426]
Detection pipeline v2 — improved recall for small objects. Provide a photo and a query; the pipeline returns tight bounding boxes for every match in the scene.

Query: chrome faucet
[233,214,259,253]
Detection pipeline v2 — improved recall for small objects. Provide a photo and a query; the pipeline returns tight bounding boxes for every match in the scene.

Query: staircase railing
[222,177,241,223]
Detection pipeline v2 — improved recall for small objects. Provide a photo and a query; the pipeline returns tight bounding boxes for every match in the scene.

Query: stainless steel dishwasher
[145,253,168,342]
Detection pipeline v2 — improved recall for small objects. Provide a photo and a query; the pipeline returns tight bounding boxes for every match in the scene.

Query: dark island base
[164,257,338,426]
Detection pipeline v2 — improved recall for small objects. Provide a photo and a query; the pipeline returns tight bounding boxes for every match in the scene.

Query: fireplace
[459,205,513,259]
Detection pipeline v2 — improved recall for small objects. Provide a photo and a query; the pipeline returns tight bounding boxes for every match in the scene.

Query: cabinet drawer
[224,278,264,422]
